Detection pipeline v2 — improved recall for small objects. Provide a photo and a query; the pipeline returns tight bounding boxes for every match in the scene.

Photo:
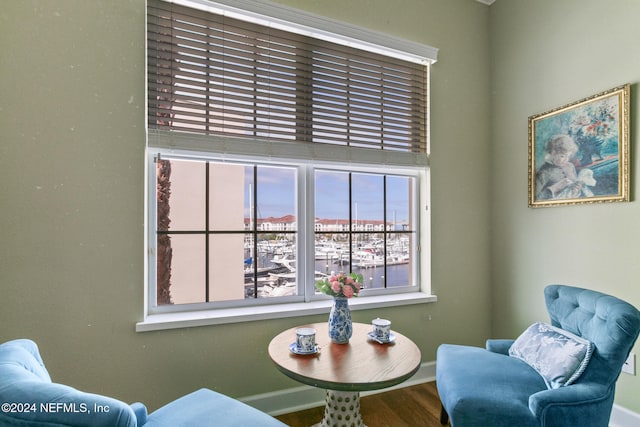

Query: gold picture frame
[528,84,630,208]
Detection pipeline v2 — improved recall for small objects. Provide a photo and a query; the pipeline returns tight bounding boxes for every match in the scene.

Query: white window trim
[137,293,436,332]
[139,148,434,332]
[140,0,437,331]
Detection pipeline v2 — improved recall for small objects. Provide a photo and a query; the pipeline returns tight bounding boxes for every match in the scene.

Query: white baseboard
[242,362,640,425]
[240,361,436,416]
[610,404,640,427]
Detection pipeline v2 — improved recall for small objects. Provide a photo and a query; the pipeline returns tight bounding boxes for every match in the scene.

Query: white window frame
[138,0,437,332]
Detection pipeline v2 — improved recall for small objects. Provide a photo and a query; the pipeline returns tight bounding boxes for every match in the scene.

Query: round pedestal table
[268,322,421,427]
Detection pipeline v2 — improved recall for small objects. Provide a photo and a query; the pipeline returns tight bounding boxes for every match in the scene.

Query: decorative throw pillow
[509,322,594,389]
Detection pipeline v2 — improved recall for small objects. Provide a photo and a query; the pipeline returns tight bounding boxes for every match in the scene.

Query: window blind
[148,0,428,153]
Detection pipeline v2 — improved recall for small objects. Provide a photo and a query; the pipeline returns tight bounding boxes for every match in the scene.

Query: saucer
[289,342,320,355]
[367,331,396,344]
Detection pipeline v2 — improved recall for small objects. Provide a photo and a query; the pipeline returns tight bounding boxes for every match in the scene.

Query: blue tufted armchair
[0,338,287,426]
[436,285,640,427]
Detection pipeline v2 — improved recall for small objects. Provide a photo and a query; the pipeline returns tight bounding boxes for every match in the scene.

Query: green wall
[6,0,638,418]
[1,0,491,413]
[489,0,640,413]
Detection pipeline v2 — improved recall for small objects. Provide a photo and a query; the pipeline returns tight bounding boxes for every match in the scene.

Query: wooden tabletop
[268,322,421,392]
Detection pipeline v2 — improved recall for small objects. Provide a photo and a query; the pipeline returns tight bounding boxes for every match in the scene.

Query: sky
[245,165,411,222]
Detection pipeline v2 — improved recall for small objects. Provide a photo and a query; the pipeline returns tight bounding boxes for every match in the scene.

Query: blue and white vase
[328,297,352,344]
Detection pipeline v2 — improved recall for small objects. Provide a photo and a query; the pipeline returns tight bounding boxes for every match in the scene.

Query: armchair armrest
[130,402,148,425]
[485,339,514,355]
[529,383,611,421]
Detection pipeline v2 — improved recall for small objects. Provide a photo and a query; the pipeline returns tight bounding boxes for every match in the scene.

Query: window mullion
[205,162,210,301]
[251,165,259,298]
[348,172,353,271]
[382,175,388,288]
[301,164,314,302]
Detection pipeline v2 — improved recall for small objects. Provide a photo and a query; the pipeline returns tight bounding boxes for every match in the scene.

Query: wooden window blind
[147,0,428,153]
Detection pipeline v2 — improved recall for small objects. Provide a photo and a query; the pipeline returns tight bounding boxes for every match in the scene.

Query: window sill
[136,292,437,332]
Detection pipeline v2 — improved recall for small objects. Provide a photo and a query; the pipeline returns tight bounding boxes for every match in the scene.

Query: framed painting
[528,84,630,208]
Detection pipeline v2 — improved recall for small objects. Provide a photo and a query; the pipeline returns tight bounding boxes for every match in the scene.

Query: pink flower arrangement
[316,272,363,298]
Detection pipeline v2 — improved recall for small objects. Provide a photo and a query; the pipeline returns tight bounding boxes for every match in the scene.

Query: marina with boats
[244,236,412,298]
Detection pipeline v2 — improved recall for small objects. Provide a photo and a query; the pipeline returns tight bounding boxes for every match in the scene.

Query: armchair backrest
[545,285,640,387]
[0,339,51,383]
[0,339,137,427]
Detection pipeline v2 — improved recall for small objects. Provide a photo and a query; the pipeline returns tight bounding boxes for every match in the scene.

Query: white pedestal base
[314,389,366,427]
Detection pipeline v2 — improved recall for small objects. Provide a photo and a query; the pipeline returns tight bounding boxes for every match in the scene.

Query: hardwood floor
[275,381,445,427]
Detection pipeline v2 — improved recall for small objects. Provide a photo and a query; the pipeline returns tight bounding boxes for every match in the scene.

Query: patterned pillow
[509,322,594,389]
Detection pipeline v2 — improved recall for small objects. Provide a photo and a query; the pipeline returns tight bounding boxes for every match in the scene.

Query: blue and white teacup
[296,327,316,352]
[372,318,391,342]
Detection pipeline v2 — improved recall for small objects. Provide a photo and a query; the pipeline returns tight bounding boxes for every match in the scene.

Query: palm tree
[156,159,173,305]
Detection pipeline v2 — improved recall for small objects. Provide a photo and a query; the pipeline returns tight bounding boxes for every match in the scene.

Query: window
[314,170,417,290]
[156,158,297,305]
[141,0,437,329]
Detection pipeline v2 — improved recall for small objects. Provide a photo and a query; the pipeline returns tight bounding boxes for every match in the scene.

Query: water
[314,260,409,289]
[244,244,412,294]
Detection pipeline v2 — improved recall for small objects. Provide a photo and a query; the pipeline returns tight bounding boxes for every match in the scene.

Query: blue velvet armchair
[436,285,640,427]
[0,338,287,426]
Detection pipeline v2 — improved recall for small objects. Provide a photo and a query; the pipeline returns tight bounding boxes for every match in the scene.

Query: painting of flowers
[528,84,630,207]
